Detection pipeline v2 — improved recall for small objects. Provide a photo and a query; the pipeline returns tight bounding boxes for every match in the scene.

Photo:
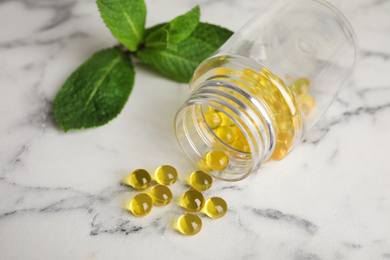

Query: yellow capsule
[289,78,311,96]
[204,197,228,218]
[155,165,178,185]
[270,146,288,161]
[207,106,218,113]
[216,67,238,76]
[199,155,211,172]
[232,125,246,139]
[231,138,251,153]
[128,193,153,217]
[260,67,286,87]
[204,111,222,129]
[177,213,202,236]
[182,189,205,212]
[149,184,172,206]
[206,150,229,171]
[276,132,293,148]
[190,170,213,191]
[218,112,235,127]
[216,125,235,144]
[124,169,152,191]
[241,68,264,87]
[299,94,316,115]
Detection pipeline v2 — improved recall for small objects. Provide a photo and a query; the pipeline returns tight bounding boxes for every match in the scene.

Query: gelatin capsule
[155,165,178,185]
[241,68,264,86]
[232,125,246,140]
[216,67,238,76]
[206,150,229,171]
[216,125,235,144]
[204,197,228,218]
[276,132,293,148]
[289,78,311,96]
[149,184,173,206]
[125,169,152,191]
[204,111,222,129]
[299,94,316,115]
[181,189,205,212]
[231,138,251,153]
[177,213,202,236]
[189,170,213,191]
[128,193,153,217]
[199,155,211,172]
[218,112,235,127]
[270,146,288,161]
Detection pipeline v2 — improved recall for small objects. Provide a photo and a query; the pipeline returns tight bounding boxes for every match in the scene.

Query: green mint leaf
[54,47,135,132]
[145,28,178,51]
[145,6,200,50]
[97,0,146,51]
[166,5,200,43]
[136,22,233,82]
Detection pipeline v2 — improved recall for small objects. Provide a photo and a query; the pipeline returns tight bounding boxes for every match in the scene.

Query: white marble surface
[1,0,390,259]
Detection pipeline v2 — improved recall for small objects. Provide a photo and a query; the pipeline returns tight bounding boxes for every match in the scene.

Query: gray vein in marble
[0,0,77,31]
[247,207,318,235]
[7,84,53,173]
[305,101,390,144]
[0,183,144,238]
[294,250,322,260]
[343,242,362,249]
[360,50,390,60]
[221,185,243,191]
[90,216,143,236]
[0,31,89,48]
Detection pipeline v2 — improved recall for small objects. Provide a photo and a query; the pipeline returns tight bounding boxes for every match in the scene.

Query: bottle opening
[174,55,307,181]
[174,78,273,181]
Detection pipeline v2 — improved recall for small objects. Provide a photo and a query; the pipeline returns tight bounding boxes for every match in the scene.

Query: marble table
[1,0,390,259]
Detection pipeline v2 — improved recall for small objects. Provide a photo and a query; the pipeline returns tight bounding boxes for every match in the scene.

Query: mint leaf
[54,47,135,132]
[97,0,146,51]
[136,22,233,82]
[145,28,178,51]
[145,6,200,50]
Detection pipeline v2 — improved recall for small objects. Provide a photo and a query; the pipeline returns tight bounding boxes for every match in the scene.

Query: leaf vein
[118,0,141,43]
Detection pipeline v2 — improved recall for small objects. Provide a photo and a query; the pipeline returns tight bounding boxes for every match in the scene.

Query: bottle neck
[174,78,276,181]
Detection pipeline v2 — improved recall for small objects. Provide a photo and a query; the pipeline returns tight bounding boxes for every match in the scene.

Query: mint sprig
[54,1,233,132]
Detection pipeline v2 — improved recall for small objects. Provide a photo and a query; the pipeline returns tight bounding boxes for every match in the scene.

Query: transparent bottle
[174,0,358,181]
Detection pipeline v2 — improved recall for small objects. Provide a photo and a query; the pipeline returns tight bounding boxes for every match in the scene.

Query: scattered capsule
[182,189,205,212]
[206,150,229,171]
[204,197,228,218]
[218,112,235,127]
[155,165,178,185]
[125,169,152,191]
[190,170,213,191]
[216,125,235,144]
[204,111,222,129]
[199,156,211,172]
[177,213,202,236]
[128,193,153,217]
[149,184,172,206]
